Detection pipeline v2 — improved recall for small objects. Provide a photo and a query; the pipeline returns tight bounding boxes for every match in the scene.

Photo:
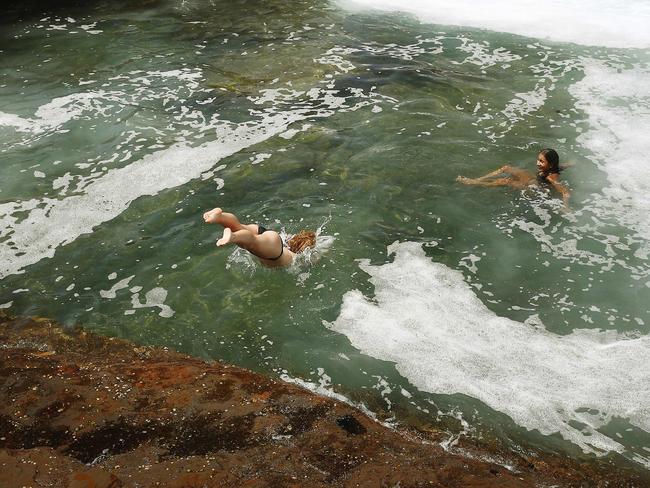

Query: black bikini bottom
[255,224,284,261]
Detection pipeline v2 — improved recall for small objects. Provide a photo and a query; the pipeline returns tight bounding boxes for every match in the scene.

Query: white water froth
[569,59,650,242]
[279,372,396,429]
[0,92,106,134]
[328,241,650,455]
[0,69,205,140]
[129,287,174,318]
[99,275,134,299]
[339,0,650,48]
[454,37,520,69]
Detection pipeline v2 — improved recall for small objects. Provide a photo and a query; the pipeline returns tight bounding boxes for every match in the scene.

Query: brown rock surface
[0,312,647,487]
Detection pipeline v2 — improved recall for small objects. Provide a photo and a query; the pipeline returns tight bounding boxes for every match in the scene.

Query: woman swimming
[456,148,570,209]
[202,208,316,268]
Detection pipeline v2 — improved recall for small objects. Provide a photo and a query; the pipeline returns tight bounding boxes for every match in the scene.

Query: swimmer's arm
[547,174,570,209]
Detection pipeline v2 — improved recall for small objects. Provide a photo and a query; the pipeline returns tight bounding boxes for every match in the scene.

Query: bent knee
[496,177,512,183]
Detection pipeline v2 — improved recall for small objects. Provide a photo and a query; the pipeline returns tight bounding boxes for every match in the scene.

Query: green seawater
[1,0,649,469]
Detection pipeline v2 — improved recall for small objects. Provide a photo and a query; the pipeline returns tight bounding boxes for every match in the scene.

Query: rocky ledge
[0,312,647,487]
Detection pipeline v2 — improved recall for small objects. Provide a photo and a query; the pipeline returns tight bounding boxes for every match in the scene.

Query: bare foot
[456,176,471,184]
[203,207,223,224]
[216,227,233,246]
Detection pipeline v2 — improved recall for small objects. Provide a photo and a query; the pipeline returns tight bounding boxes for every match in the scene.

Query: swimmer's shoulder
[559,162,574,171]
[546,172,561,183]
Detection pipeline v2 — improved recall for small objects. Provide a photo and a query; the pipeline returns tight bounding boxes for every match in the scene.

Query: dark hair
[539,148,560,173]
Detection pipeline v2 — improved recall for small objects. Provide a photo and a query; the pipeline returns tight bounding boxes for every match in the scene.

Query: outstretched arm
[547,175,570,210]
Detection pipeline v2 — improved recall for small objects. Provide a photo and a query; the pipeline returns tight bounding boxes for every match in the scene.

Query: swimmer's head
[288,230,316,254]
[538,148,560,174]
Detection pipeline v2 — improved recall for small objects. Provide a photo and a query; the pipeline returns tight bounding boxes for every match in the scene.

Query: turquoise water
[2,0,649,469]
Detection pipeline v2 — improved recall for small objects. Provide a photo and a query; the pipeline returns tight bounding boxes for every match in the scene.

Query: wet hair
[539,148,561,174]
[288,230,316,254]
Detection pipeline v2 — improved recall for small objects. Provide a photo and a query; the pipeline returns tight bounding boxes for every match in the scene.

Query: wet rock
[335,415,367,436]
[1,311,648,487]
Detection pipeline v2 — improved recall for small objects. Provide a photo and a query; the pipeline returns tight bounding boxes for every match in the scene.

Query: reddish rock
[0,312,647,487]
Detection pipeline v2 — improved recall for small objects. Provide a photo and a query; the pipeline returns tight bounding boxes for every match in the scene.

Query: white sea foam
[454,37,520,70]
[569,59,650,242]
[338,0,650,48]
[501,86,547,126]
[129,287,174,318]
[0,69,206,143]
[327,241,650,455]
[0,112,34,132]
[279,372,396,429]
[315,37,444,73]
[250,153,271,165]
[0,92,108,134]
[99,275,134,299]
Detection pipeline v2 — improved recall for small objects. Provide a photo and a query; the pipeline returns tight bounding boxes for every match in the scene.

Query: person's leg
[217,227,284,260]
[204,208,259,233]
[457,166,510,184]
[457,177,514,187]
[217,227,256,248]
[504,166,532,180]
[474,167,508,181]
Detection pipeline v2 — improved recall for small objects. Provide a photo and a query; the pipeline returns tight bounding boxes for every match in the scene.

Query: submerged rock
[0,312,647,487]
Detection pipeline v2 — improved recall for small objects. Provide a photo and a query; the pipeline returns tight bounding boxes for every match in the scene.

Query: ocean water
[1,0,649,470]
